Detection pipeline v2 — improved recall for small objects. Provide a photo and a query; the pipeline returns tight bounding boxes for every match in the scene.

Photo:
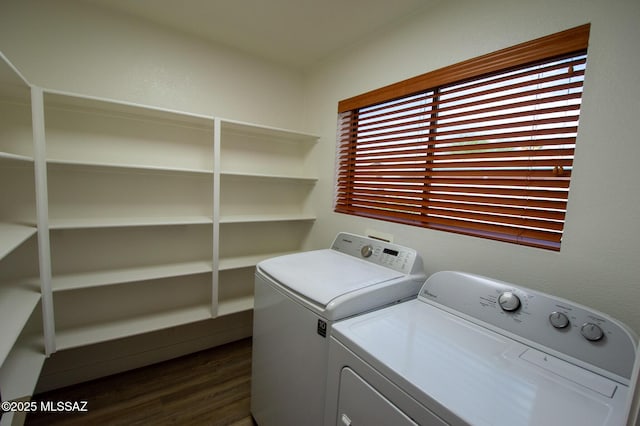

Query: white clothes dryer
[250,232,425,426]
[325,271,638,426]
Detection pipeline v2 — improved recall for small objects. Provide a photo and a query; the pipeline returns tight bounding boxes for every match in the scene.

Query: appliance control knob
[360,245,373,258]
[498,291,521,312]
[549,311,570,329]
[581,323,604,342]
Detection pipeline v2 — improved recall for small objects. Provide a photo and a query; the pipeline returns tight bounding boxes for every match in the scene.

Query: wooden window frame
[335,24,590,251]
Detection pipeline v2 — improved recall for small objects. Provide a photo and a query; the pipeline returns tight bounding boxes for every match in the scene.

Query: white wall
[305,0,640,335]
[0,0,307,130]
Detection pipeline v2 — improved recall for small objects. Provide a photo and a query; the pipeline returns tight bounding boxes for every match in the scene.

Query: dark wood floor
[25,338,255,426]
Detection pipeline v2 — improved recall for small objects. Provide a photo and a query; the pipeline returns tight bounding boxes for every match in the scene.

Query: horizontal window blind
[335,25,590,250]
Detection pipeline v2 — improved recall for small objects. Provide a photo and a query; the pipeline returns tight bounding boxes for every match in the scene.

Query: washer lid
[258,249,403,307]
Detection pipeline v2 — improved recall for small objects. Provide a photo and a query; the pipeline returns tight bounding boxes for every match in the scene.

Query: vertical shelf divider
[211,118,221,317]
[31,85,55,356]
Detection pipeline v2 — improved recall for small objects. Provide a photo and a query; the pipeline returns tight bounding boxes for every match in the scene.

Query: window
[335,24,590,251]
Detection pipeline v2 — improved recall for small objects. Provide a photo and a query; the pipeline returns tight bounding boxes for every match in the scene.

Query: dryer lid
[258,249,403,307]
[332,301,627,426]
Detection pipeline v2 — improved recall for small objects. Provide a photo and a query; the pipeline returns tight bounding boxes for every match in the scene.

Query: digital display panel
[383,248,399,256]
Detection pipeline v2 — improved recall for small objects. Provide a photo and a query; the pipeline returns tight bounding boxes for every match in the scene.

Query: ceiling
[80,0,435,69]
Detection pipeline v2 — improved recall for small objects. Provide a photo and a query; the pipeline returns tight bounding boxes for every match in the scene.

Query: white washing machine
[325,271,638,426]
[250,232,426,426]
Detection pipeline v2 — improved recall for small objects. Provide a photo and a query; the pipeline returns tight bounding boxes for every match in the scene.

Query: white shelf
[0,51,30,93]
[43,90,214,174]
[218,251,297,271]
[218,295,254,317]
[0,335,45,401]
[219,119,318,179]
[52,260,213,292]
[220,214,316,224]
[47,159,213,175]
[0,223,37,261]
[48,216,213,230]
[0,283,41,367]
[220,119,319,143]
[47,161,213,224]
[0,151,33,164]
[220,170,317,183]
[55,304,212,350]
[44,90,214,128]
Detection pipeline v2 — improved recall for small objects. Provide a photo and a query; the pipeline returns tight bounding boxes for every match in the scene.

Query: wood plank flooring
[25,338,255,426]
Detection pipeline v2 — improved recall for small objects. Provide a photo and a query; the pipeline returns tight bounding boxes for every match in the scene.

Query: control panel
[331,233,423,276]
[418,271,638,382]
[493,289,607,342]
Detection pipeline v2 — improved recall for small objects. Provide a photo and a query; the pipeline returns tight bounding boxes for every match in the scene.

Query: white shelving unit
[39,97,318,349]
[41,91,217,351]
[0,51,320,405]
[214,119,318,316]
[0,52,46,406]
